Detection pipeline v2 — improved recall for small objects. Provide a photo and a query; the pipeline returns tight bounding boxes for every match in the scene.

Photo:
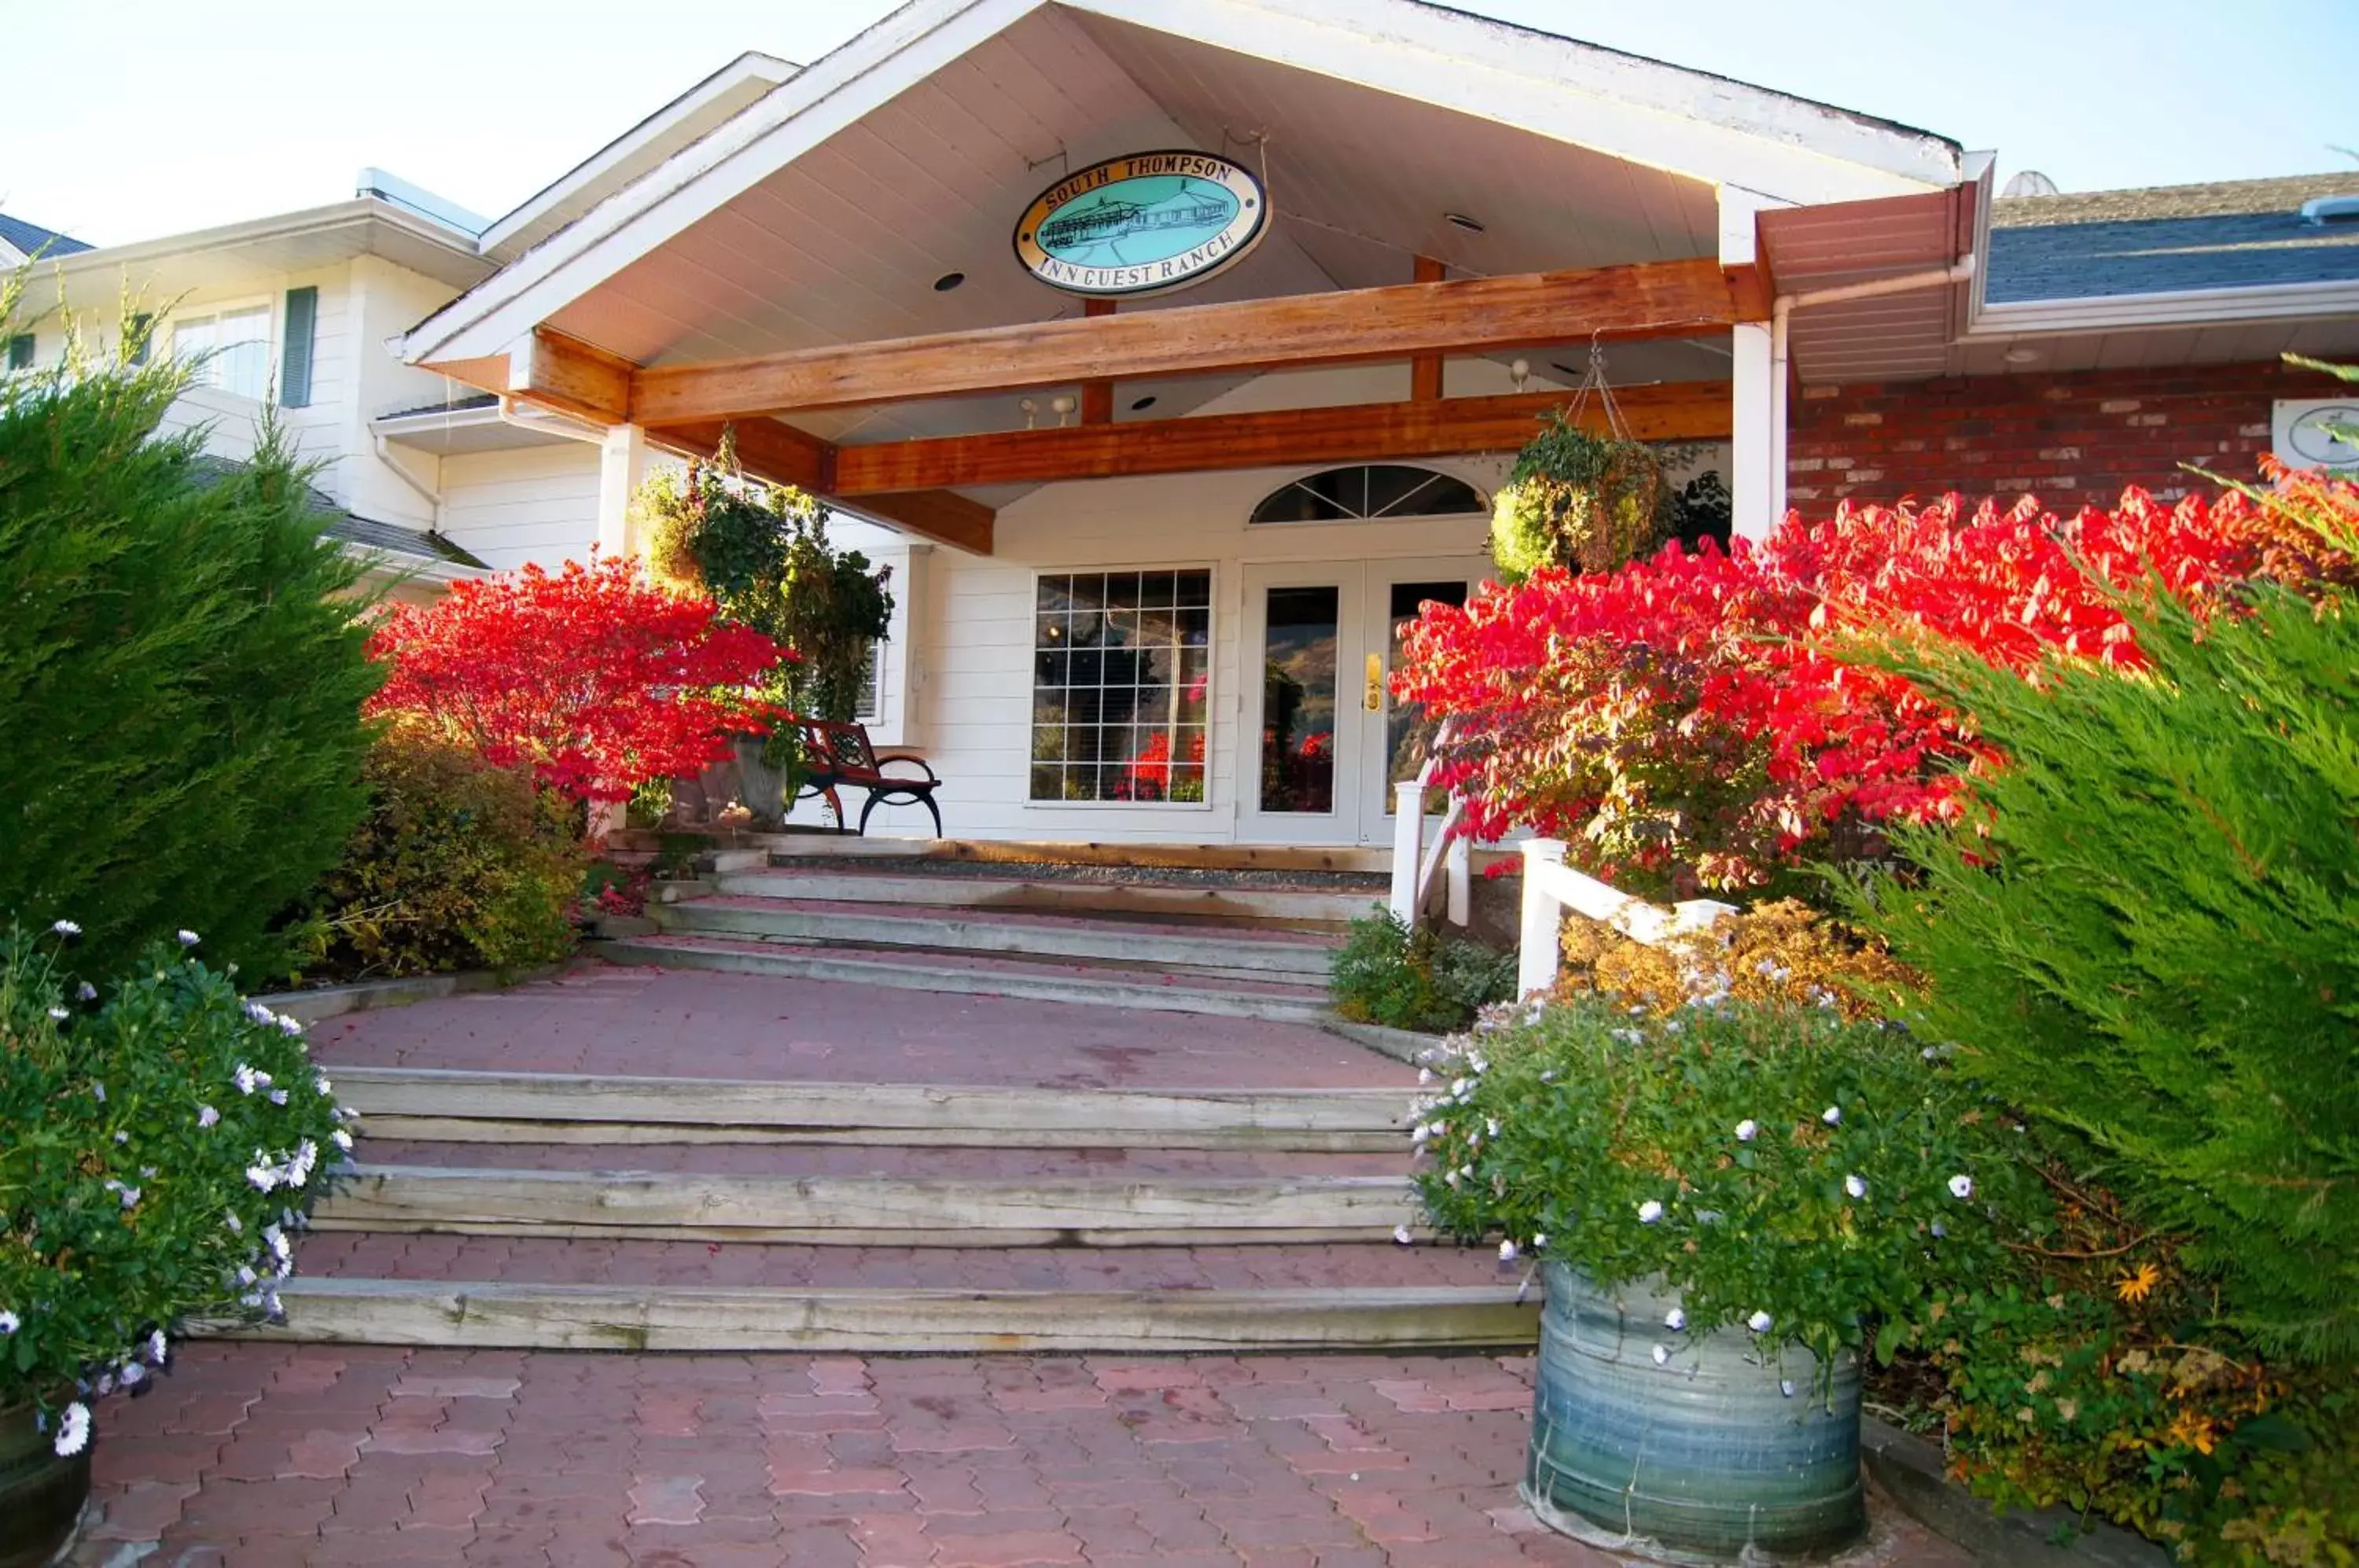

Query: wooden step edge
[349,1116,1404,1153]
[213,1279,1540,1353]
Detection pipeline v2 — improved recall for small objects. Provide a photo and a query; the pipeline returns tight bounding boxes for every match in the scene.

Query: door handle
[1364,653,1384,712]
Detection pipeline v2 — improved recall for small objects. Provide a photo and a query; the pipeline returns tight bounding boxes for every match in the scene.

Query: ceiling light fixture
[2003,346,2041,365]
[1444,212,1486,234]
[933,271,966,292]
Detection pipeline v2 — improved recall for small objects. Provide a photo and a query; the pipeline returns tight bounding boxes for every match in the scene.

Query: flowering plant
[367,554,788,804]
[0,924,349,1454]
[1413,994,2041,1369]
[1397,472,2358,897]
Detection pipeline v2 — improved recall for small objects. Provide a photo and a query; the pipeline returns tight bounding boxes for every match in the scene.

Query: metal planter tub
[1525,1262,1864,1564]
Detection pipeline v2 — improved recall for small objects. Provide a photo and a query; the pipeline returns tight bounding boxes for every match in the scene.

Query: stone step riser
[714,870,1378,929]
[592,936,1335,1022]
[223,1280,1537,1353]
[652,902,1338,981]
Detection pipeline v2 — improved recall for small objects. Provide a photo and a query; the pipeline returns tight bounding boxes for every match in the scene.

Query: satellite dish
[2001,170,2061,198]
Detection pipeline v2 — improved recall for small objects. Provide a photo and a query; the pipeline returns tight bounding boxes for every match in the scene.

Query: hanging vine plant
[636,432,894,812]
[1489,410,1674,581]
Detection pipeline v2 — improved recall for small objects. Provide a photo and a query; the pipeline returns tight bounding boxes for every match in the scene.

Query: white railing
[1514,839,1739,999]
[1388,723,1470,930]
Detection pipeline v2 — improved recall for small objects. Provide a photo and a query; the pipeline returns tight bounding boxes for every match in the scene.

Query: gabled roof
[403,0,1964,369]
[1988,171,2359,303]
[190,456,489,571]
[0,212,95,263]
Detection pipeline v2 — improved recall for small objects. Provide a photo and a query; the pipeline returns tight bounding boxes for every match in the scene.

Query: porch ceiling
[537,3,1725,451]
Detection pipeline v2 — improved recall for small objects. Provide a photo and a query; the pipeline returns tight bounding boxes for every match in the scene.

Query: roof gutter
[1769,253,1979,520]
[1968,274,2359,337]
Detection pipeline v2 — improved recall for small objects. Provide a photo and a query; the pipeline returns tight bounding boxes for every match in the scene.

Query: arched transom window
[1249,464,1486,525]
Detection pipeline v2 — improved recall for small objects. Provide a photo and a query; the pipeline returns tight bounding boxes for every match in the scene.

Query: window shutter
[5,333,32,371]
[279,286,318,407]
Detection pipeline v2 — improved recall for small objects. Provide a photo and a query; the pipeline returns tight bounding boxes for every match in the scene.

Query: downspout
[1768,253,1978,521]
[373,432,443,525]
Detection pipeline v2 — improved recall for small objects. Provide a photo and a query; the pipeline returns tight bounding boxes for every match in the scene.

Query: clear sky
[7,0,2353,248]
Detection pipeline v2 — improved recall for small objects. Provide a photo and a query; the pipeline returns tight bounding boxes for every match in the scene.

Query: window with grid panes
[1031,569,1211,804]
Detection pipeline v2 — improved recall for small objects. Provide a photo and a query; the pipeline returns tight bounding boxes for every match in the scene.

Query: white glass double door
[1238,558,1488,845]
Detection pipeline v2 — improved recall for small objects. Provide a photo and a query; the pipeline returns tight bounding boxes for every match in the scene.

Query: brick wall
[1787,359,2348,513]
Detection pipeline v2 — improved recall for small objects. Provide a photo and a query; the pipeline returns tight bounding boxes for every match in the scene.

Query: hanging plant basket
[1490,347,1674,580]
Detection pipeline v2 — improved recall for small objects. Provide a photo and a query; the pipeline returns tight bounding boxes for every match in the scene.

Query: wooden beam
[241,1279,1540,1353]
[852,488,995,555]
[828,383,1731,496]
[1080,298,1116,425]
[507,328,633,425]
[647,418,994,556]
[631,257,1746,424]
[1410,256,1445,401]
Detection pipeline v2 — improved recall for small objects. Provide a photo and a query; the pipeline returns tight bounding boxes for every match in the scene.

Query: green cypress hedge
[0,305,382,979]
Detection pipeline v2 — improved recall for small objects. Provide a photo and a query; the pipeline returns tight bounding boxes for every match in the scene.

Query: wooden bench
[791,720,944,837]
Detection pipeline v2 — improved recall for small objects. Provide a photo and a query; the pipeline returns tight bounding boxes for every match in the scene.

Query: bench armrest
[873,753,939,784]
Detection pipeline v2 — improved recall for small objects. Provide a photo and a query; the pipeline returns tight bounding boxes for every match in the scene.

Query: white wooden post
[1518,838,1569,999]
[1389,782,1426,926]
[596,422,651,560]
[1445,835,1470,928]
[1730,321,1779,542]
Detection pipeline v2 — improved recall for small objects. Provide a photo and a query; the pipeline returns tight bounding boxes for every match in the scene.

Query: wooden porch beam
[825,383,1732,497]
[649,420,994,558]
[631,258,1755,425]
[1409,256,1445,402]
[507,328,635,425]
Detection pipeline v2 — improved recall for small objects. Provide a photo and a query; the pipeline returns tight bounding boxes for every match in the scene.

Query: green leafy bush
[1489,413,1672,581]
[301,734,580,978]
[0,296,381,979]
[1329,911,1514,1032]
[1415,995,2041,1368]
[1,924,348,1451]
[1849,569,2359,1365]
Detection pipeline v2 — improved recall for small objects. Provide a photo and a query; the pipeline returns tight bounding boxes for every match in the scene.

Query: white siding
[437,444,604,572]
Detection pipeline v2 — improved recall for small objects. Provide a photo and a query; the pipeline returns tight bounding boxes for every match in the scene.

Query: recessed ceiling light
[1444,212,1485,234]
[933,271,966,293]
[1131,395,1158,412]
[2003,346,2041,365]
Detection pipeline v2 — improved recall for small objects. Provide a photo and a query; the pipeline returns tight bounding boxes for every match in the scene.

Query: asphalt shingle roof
[0,212,95,259]
[1987,171,2359,304]
[189,455,488,569]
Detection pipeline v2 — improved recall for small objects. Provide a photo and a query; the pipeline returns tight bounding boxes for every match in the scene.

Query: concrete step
[715,867,1381,929]
[314,1165,1419,1246]
[334,1067,1411,1152]
[654,896,1341,981]
[239,1277,1536,1353]
[593,932,1336,1022]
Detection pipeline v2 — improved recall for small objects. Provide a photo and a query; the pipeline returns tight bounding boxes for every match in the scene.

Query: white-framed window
[1030,567,1213,804]
[1249,463,1486,525]
[853,639,885,722]
[172,302,274,401]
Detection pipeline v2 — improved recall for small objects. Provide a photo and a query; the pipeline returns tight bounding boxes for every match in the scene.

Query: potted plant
[1,924,349,1567]
[1489,411,1674,581]
[1414,992,2027,1563]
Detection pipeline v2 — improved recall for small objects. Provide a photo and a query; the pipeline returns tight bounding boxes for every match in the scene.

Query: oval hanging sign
[1014,150,1268,299]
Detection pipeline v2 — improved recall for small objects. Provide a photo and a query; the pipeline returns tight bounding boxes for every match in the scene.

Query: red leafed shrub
[367,555,788,804]
[1396,468,2359,898]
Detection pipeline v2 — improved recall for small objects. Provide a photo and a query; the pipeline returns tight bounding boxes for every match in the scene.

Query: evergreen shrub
[0,300,381,978]
[1329,911,1514,1032]
[300,734,580,979]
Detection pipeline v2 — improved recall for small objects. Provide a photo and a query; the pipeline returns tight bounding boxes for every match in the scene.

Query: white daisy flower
[46,1007,68,1021]
[1664,1308,1687,1332]
[1780,1379,1797,1399]
[0,1310,18,1335]
[1735,1119,1758,1141]
[1747,1310,1774,1334]
[1393,1224,1414,1246]
[1498,1240,1518,1263]
[53,1403,90,1457]
[244,1002,276,1027]
[330,1128,353,1152]
[197,1105,219,1129]
[237,1265,257,1286]
[245,1164,279,1193]
[119,1363,145,1388]
[1651,1344,1671,1366]
[1930,1221,1948,1239]
[176,930,200,948]
[224,1213,242,1235]
[1948,1175,1974,1200]
[52,919,81,937]
[1531,1233,1547,1249]
[277,1016,303,1038]
[1822,1106,1842,1126]
[147,1331,167,1364]
[234,1065,259,1096]
[1637,1200,1665,1224]
[75,983,96,1002]
[268,1089,289,1106]
[312,1072,331,1096]
[1845,1175,1868,1200]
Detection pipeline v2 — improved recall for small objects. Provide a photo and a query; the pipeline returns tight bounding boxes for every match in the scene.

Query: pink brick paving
[307,963,1411,1089]
[71,1345,1971,1566]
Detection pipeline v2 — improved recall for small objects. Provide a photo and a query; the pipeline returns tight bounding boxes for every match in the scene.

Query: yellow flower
[2166,1411,2218,1456]
[2116,1262,2162,1304]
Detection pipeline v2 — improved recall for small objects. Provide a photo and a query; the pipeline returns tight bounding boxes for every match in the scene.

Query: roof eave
[47,198,484,274]
[1970,275,2359,337]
